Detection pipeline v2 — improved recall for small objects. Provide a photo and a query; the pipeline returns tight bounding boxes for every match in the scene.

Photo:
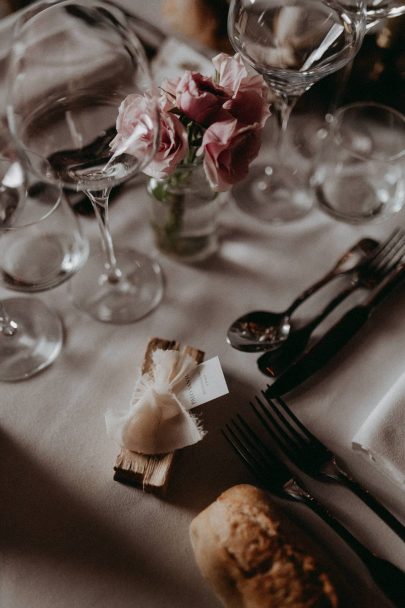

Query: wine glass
[327,1,405,112]
[0,156,88,381]
[297,2,405,158]
[227,0,366,223]
[6,0,163,324]
[312,102,405,223]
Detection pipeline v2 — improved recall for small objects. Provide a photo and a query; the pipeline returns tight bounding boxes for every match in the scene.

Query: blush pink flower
[212,52,268,98]
[112,53,270,192]
[223,89,271,128]
[143,110,188,179]
[160,77,180,111]
[174,71,230,126]
[201,119,262,192]
[110,93,157,161]
[211,53,270,128]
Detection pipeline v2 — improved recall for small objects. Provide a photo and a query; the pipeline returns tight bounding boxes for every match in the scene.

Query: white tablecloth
[1,3,405,607]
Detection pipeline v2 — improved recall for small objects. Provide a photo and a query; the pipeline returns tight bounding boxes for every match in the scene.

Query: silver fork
[258,227,405,377]
[223,415,405,607]
[251,394,405,542]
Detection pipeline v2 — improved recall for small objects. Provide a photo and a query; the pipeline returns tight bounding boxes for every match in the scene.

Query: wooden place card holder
[113,337,204,492]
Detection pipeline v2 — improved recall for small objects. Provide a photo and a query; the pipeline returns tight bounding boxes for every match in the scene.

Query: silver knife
[265,263,405,398]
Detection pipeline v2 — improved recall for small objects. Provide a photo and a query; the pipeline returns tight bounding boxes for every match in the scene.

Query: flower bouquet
[112,53,270,261]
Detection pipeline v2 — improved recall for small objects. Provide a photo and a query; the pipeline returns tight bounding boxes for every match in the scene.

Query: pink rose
[212,52,268,98]
[159,77,180,111]
[174,71,230,126]
[110,94,157,162]
[202,119,262,192]
[211,53,270,128]
[143,110,188,179]
[223,89,270,128]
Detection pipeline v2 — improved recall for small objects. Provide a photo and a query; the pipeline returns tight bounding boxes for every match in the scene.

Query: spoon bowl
[226,237,379,352]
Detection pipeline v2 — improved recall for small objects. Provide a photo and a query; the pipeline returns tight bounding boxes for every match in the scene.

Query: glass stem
[86,189,122,284]
[326,59,354,118]
[0,302,18,337]
[273,94,299,161]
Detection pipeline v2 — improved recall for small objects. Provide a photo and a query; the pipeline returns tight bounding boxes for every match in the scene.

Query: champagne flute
[0,156,87,381]
[7,0,162,324]
[227,0,366,223]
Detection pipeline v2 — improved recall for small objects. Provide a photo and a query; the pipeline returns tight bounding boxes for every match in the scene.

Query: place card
[177,356,229,409]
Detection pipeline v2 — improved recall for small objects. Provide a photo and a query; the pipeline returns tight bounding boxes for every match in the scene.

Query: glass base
[69,247,164,324]
[292,115,330,159]
[0,297,63,381]
[231,163,314,223]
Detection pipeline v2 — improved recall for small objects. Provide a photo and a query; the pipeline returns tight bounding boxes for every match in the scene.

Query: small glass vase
[147,163,221,263]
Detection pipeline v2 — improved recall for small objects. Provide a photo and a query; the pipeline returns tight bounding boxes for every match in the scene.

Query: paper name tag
[177,356,229,409]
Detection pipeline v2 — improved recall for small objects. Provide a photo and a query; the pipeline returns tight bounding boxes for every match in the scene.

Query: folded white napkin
[105,349,205,455]
[352,371,405,488]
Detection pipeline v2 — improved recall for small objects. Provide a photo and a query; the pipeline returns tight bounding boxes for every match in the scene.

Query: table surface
[1,3,405,607]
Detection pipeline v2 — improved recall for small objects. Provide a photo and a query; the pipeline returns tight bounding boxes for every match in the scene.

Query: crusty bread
[189,484,339,608]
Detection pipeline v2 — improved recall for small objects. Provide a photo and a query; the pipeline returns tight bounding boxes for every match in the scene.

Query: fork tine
[365,227,401,266]
[251,395,301,463]
[261,393,311,448]
[223,428,268,485]
[222,425,262,478]
[267,393,326,451]
[367,229,405,275]
[222,417,279,485]
[370,232,405,273]
[235,413,280,464]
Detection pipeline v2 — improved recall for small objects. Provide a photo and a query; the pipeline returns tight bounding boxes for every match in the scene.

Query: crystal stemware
[227,0,366,223]
[0,156,88,381]
[312,102,405,223]
[328,0,405,113]
[7,0,162,324]
[297,2,405,158]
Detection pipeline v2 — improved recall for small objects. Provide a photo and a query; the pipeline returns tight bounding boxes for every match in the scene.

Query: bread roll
[190,484,339,608]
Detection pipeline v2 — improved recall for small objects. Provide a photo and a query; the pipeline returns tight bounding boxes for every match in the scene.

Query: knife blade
[265,263,405,398]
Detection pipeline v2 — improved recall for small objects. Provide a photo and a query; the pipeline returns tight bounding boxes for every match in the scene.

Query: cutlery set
[224,228,405,604]
[266,261,405,397]
[227,228,405,394]
[223,404,405,606]
[252,394,405,542]
[226,236,379,352]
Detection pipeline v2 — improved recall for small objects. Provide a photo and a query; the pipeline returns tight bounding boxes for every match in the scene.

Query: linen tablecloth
[1,3,405,607]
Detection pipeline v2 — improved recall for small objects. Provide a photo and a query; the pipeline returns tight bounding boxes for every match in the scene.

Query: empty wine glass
[227,0,366,223]
[297,1,405,158]
[327,1,405,113]
[312,102,405,223]
[0,165,89,292]
[7,0,162,324]
[0,156,88,381]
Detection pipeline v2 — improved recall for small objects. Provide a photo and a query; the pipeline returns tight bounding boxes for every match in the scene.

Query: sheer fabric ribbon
[105,349,205,454]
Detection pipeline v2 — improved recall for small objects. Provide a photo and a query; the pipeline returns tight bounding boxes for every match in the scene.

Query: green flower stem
[148,160,218,260]
[148,167,195,252]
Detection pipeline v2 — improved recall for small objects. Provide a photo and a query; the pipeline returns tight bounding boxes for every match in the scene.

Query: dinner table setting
[1,1,405,607]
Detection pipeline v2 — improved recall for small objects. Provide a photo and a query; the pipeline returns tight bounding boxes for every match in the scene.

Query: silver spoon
[226,237,379,353]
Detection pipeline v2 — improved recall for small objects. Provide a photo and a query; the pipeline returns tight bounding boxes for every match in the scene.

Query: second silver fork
[251,393,405,542]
